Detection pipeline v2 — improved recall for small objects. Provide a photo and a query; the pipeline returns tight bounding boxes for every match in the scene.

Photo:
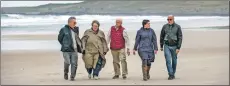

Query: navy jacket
[134,27,158,52]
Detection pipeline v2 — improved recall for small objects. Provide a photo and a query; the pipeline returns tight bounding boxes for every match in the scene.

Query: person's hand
[160,48,163,51]
[154,50,158,54]
[133,50,136,55]
[82,50,85,54]
[103,52,107,55]
[176,49,180,54]
[127,48,130,56]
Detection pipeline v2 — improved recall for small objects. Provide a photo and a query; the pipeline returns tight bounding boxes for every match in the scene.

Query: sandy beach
[1,29,229,85]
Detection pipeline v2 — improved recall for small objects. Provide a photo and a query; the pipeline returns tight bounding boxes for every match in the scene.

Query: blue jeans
[164,45,177,76]
[87,56,103,77]
[63,52,78,78]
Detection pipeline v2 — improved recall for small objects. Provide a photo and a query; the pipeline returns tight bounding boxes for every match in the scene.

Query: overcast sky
[1,1,83,7]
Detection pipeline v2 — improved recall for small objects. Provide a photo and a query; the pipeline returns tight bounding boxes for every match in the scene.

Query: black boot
[70,77,75,81]
[122,74,127,79]
[64,73,68,80]
[112,75,119,79]
[168,75,174,80]
[172,75,175,79]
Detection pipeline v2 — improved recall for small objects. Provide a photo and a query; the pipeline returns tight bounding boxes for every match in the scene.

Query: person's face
[92,23,99,31]
[116,20,122,27]
[144,22,150,28]
[167,16,174,25]
[68,19,77,27]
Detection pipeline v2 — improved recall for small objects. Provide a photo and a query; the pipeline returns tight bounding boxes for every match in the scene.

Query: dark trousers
[164,45,177,76]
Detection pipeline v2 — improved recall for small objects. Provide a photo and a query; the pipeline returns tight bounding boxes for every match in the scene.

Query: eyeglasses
[167,19,173,21]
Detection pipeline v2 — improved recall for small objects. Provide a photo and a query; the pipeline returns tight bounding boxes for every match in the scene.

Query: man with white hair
[107,18,130,79]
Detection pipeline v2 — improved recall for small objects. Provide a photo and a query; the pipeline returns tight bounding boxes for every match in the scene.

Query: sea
[1,14,229,50]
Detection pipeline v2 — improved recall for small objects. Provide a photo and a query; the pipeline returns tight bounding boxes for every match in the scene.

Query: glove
[150,57,155,62]
[82,50,85,54]
[103,52,107,55]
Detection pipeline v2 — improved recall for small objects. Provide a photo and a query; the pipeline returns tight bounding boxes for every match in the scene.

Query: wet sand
[1,29,229,85]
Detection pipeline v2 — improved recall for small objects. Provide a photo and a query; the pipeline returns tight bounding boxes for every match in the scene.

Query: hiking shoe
[172,75,175,79]
[94,76,99,80]
[88,74,92,79]
[112,75,119,79]
[147,74,150,80]
[70,78,74,81]
[168,75,173,80]
[143,78,148,81]
[122,74,127,79]
[64,73,68,80]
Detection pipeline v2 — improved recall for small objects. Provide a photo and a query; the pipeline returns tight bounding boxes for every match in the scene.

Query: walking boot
[142,65,148,81]
[147,66,151,80]
[168,75,174,80]
[93,76,99,80]
[64,73,68,80]
[112,75,119,79]
[172,75,175,79]
[70,77,75,81]
[122,74,127,79]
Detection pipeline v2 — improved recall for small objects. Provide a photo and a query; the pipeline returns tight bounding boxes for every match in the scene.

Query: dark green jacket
[160,23,183,49]
[58,25,82,52]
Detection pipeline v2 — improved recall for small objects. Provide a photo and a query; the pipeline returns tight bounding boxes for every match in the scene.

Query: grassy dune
[1,1,229,16]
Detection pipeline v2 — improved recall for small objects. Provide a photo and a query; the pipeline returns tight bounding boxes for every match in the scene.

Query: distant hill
[1,1,229,16]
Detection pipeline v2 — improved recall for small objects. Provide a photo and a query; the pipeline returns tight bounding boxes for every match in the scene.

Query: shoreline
[1,28,229,41]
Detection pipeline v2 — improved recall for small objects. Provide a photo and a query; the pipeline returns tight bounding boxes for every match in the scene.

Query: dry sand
[1,29,229,85]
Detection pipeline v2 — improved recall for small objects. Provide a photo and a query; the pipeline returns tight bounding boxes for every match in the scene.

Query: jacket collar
[141,27,151,30]
[90,28,99,34]
[114,25,124,29]
[65,25,73,29]
[167,22,176,26]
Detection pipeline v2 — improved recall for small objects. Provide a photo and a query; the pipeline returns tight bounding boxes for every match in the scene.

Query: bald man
[107,18,130,79]
[160,15,183,80]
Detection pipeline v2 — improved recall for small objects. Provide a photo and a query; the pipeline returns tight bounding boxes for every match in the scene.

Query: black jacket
[160,23,183,49]
[58,25,82,52]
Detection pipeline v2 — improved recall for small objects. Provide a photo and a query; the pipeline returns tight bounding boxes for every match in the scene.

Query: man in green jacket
[58,17,82,81]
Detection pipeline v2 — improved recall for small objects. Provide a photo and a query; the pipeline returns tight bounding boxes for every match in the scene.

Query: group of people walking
[58,15,183,81]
